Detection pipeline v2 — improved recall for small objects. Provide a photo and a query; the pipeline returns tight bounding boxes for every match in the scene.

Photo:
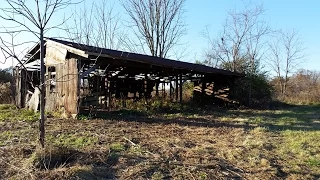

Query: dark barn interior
[14,38,243,116]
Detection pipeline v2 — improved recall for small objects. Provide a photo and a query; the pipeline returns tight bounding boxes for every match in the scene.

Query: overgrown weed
[46,133,98,149]
[0,104,39,122]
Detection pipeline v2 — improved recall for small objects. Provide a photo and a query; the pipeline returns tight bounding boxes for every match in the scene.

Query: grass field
[0,104,319,179]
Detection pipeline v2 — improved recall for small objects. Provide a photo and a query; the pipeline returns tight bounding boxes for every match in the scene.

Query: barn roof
[46,38,243,77]
[18,37,243,77]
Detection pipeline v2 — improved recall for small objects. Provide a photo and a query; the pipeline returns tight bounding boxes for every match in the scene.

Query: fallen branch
[123,137,137,146]
[123,137,158,157]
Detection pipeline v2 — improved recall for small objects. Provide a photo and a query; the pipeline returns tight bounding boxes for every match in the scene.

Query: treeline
[211,68,320,108]
[271,69,320,104]
[197,3,313,108]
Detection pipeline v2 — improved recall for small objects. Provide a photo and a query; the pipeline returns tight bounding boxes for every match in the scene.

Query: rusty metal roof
[46,38,243,77]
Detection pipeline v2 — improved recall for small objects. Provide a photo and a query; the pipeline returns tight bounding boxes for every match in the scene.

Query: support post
[15,69,21,107]
[163,82,166,98]
[20,70,26,108]
[156,80,159,97]
[169,79,173,101]
[108,78,112,112]
[105,76,110,110]
[175,74,178,102]
[97,74,100,108]
[201,76,206,104]
[179,73,183,103]
[45,68,51,111]
[144,73,148,100]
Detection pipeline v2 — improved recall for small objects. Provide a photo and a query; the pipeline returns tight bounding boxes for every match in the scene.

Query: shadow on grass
[226,104,320,131]
[73,153,246,179]
[90,104,320,132]
[72,166,116,180]
[32,146,119,179]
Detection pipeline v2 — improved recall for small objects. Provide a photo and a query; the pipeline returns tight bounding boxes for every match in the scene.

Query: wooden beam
[156,80,159,97]
[15,69,21,108]
[45,66,50,111]
[97,74,100,108]
[21,70,27,108]
[145,73,148,100]
[175,74,178,102]
[201,75,206,104]
[162,82,165,98]
[108,77,112,112]
[169,80,172,101]
[179,73,182,103]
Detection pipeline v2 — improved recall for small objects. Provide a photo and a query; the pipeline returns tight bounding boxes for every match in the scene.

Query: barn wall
[14,69,28,108]
[14,68,21,107]
[54,58,78,115]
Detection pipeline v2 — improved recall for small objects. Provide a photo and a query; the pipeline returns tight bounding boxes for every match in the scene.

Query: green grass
[0,131,14,146]
[307,158,320,167]
[110,142,125,152]
[77,114,90,120]
[0,104,39,122]
[0,103,319,179]
[46,133,98,149]
[276,130,320,172]
[221,104,320,130]
[202,104,320,176]
[0,104,16,110]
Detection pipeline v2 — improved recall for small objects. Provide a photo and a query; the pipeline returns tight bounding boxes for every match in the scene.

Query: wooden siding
[54,58,78,115]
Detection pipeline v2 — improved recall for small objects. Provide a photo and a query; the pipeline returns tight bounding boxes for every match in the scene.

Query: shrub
[232,73,273,108]
[0,82,14,104]
[271,69,320,104]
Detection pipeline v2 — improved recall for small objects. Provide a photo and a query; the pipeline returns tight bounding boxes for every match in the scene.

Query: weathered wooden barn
[14,38,242,116]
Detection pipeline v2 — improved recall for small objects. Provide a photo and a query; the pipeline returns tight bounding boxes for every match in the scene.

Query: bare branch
[203,3,270,73]
[0,0,76,148]
[268,29,306,97]
[121,0,186,58]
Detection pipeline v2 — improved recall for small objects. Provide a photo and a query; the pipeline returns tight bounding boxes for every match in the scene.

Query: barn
[14,38,242,117]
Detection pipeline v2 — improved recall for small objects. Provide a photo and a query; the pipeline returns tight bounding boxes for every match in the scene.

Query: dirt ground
[0,104,319,179]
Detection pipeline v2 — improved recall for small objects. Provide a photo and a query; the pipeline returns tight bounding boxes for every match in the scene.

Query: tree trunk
[248,78,252,107]
[39,29,45,148]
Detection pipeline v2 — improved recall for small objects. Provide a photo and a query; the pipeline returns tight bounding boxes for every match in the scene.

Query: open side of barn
[14,38,243,117]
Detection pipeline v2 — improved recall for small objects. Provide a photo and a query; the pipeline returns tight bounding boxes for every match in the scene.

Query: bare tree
[268,29,305,98]
[65,0,122,49]
[203,4,270,73]
[65,1,95,45]
[0,0,74,147]
[202,3,270,106]
[121,0,186,58]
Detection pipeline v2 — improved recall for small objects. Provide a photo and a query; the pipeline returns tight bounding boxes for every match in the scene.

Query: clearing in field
[0,104,319,179]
